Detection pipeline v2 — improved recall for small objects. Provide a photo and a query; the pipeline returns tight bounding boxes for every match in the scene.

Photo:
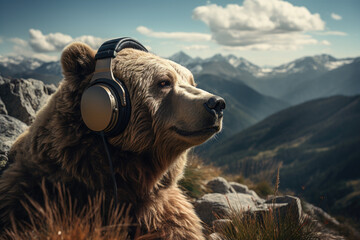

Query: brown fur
[0,42,223,239]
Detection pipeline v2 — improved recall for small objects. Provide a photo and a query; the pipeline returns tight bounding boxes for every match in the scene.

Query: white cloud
[0,37,3,44]
[8,37,59,62]
[331,13,342,20]
[10,37,28,47]
[183,45,209,50]
[192,0,326,50]
[73,35,104,49]
[316,31,347,36]
[7,30,104,61]
[221,33,318,51]
[136,26,211,42]
[29,29,104,52]
[321,40,331,46]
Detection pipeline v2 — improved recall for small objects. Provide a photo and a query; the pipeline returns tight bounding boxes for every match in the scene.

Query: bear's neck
[108,146,187,203]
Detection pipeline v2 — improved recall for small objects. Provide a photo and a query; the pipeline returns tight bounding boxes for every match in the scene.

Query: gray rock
[194,193,266,226]
[229,182,261,201]
[0,97,7,114]
[207,177,235,194]
[0,78,54,124]
[265,195,303,223]
[247,190,261,200]
[229,182,248,194]
[303,202,340,226]
[0,114,28,172]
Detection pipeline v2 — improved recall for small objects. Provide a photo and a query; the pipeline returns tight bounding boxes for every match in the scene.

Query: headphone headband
[95,37,148,60]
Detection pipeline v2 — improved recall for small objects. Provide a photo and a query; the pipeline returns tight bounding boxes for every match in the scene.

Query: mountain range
[1,52,358,101]
[168,52,360,105]
[0,56,62,85]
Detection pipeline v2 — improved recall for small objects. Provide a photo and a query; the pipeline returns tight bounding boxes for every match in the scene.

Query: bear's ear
[61,42,96,78]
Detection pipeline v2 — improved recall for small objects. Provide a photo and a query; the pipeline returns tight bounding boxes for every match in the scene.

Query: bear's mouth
[171,126,220,137]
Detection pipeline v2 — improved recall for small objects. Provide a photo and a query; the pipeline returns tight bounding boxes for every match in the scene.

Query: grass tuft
[216,205,320,240]
[179,154,222,199]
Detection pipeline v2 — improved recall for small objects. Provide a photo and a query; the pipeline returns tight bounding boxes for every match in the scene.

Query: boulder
[194,192,266,226]
[265,195,303,223]
[303,202,340,226]
[201,177,348,240]
[229,182,261,201]
[206,177,235,194]
[0,78,55,124]
[0,97,7,114]
[0,114,28,172]
[229,182,248,194]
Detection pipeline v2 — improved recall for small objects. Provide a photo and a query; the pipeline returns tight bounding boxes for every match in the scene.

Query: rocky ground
[0,77,350,239]
[194,177,347,239]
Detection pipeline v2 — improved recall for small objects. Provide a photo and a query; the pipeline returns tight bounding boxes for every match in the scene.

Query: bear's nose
[204,96,226,118]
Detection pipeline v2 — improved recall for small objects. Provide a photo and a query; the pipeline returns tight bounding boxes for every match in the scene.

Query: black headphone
[80,38,148,136]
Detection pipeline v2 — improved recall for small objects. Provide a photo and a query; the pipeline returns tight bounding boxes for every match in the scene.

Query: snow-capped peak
[168,51,193,66]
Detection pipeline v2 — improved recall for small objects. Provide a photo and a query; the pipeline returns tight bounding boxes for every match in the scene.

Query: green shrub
[252,181,274,198]
[179,154,221,199]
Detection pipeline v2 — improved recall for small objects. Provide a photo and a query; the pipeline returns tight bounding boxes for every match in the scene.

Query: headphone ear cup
[81,78,131,136]
[81,84,118,132]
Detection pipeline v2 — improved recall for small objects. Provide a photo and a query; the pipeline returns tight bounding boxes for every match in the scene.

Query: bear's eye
[158,80,171,88]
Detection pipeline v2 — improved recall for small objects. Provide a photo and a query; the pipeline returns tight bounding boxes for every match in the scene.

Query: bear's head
[61,42,225,159]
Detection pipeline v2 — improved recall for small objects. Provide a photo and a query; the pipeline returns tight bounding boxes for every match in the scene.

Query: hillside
[195,74,289,141]
[283,57,360,104]
[201,95,360,224]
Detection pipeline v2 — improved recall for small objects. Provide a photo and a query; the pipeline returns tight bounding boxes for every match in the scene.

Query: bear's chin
[170,125,221,146]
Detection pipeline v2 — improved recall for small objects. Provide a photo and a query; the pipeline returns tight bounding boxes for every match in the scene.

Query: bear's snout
[204,96,226,118]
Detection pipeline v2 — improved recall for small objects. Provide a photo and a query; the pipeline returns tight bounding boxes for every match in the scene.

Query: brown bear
[0,40,225,239]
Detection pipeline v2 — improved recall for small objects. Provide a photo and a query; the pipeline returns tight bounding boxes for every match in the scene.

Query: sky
[0,0,359,66]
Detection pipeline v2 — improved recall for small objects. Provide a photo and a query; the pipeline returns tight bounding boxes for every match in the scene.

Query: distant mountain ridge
[1,53,358,99]
[168,52,356,78]
[168,52,360,105]
[1,52,356,81]
[0,56,62,85]
[0,56,44,76]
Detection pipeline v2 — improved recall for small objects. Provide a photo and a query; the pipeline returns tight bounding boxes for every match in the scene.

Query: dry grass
[1,181,135,240]
[215,205,320,240]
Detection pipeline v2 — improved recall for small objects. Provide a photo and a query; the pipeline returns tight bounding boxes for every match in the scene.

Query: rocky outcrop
[0,77,56,173]
[195,179,299,227]
[0,114,28,171]
[0,77,56,125]
[206,177,235,194]
[195,177,347,240]
[0,97,7,115]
